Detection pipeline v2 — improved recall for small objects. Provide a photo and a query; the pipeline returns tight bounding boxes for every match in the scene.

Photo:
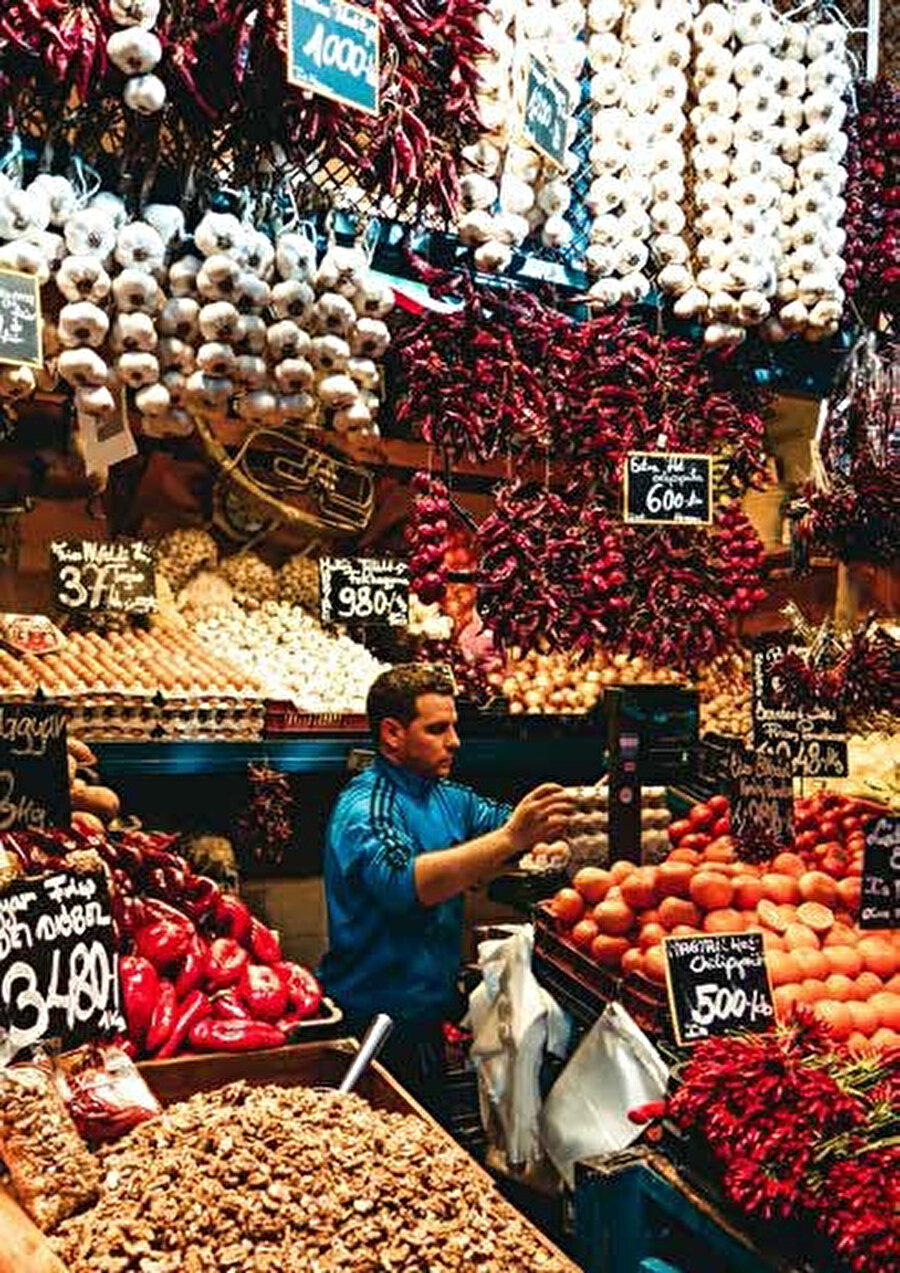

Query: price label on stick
[729,742,793,850]
[663,930,775,1046]
[319,557,409,627]
[0,702,69,832]
[751,635,848,778]
[50,540,156,616]
[521,56,570,168]
[624,452,712,526]
[0,872,125,1058]
[0,267,42,368]
[286,0,379,116]
[859,815,899,931]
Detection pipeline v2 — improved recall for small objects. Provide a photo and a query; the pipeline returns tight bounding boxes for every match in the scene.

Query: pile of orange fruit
[546,790,899,1054]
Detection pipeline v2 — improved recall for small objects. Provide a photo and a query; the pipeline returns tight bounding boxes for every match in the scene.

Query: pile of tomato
[546,789,899,1054]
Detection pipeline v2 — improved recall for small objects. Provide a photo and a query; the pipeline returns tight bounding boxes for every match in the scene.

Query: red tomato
[712,816,730,838]
[793,830,819,855]
[680,832,712,852]
[708,795,729,817]
[689,803,713,828]
[668,819,692,844]
[841,815,863,835]
[818,819,840,842]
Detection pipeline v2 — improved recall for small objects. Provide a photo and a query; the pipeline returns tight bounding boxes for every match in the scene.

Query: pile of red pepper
[0,825,323,1058]
[667,1014,899,1273]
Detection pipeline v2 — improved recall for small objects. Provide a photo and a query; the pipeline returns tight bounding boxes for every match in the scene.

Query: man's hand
[504,783,575,856]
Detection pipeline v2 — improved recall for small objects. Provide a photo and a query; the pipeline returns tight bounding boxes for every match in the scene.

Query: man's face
[389,692,460,779]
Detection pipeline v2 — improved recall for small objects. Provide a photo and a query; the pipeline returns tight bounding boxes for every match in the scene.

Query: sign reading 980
[287,0,379,116]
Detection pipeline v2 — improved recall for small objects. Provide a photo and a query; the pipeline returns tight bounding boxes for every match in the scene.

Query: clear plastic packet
[0,1049,101,1232]
[54,1043,161,1145]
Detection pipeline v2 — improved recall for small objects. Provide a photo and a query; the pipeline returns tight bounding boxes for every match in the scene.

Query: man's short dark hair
[367,663,455,745]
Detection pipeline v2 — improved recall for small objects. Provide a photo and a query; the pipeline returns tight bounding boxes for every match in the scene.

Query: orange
[704,838,737,864]
[656,861,694,898]
[621,868,658,912]
[572,867,612,904]
[784,923,820,952]
[621,947,644,977]
[570,919,599,950]
[822,946,864,978]
[797,979,828,1004]
[884,974,900,995]
[658,896,701,931]
[771,852,806,878]
[798,871,839,909]
[824,923,859,948]
[846,1000,879,1036]
[796,902,835,934]
[733,875,765,910]
[766,951,800,987]
[757,899,790,933]
[773,984,800,1021]
[610,859,636,884]
[760,930,787,952]
[868,992,900,1032]
[643,945,667,985]
[792,948,829,981]
[857,937,898,980]
[870,1028,900,1054]
[761,873,801,905]
[593,899,637,936]
[551,888,585,926]
[847,1031,875,1057]
[637,909,662,928]
[590,934,630,967]
[671,924,701,937]
[639,922,666,950]
[854,971,884,1000]
[669,847,701,864]
[823,973,856,1002]
[836,876,861,914]
[703,908,746,934]
[814,1000,853,1040]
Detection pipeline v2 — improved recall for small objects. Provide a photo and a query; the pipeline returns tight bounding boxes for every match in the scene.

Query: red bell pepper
[135,917,192,971]
[188,1018,285,1052]
[214,894,252,945]
[275,961,322,1020]
[213,990,252,1021]
[238,965,288,1023]
[180,876,221,923]
[145,980,177,1054]
[175,934,207,1000]
[249,917,281,965]
[156,990,210,1060]
[119,955,159,1047]
[204,937,249,989]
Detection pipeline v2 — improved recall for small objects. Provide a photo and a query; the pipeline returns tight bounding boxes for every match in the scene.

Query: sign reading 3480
[287,0,379,116]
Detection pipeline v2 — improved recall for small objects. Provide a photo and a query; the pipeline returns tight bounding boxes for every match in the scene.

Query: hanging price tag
[286,0,379,116]
[319,557,408,626]
[50,540,156,615]
[521,56,571,167]
[0,268,42,368]
[624,452,712,526]
[0,702,69,832]
[728,742,793,850]
[751,635,848,778]
[859,815,899,930]
[0,872,125,1058]
[663,931,775,1046]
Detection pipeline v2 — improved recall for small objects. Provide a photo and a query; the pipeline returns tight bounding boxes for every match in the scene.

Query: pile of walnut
[52,1081,576,1272]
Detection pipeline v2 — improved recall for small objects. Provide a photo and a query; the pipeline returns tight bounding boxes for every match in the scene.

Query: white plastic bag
[540,1001,668,1187]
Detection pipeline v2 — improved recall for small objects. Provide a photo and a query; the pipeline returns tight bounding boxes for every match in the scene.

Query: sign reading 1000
[287,0,379,117]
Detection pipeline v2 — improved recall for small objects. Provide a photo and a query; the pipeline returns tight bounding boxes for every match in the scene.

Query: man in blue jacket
[320,662,573,1106]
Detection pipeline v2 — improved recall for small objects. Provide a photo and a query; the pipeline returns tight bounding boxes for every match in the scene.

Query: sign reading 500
[287,0,379,116]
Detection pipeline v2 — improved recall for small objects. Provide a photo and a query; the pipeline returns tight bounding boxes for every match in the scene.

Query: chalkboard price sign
[0,267,42,368]
[0,702,69,832]
[751,635,847,778]
[0,872,125,1057]
[286,0,379,116]
[729,742,793,850]
[859,815,899,931]
[319,557,409,626]
[624,452,712,526]
[522,56,570,168]
[51,539,156,615]
[663,930,775,1046]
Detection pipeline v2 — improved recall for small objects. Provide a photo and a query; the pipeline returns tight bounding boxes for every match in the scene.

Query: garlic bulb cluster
[107,0,165,116]
[586,0,691,306]
[458,0,584,272]
[158,221,391,437]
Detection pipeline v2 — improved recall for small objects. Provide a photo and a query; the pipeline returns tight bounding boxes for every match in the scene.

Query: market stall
[0,0,896,1266]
